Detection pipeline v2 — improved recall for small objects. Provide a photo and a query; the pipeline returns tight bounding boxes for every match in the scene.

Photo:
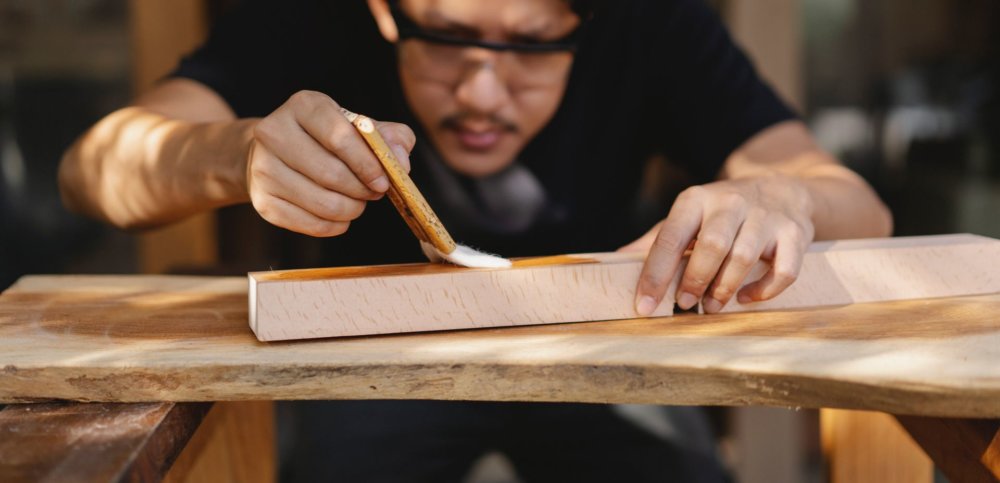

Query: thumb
[376,121,416,173]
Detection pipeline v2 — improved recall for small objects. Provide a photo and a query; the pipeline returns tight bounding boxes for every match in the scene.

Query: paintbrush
[340,108,511,269]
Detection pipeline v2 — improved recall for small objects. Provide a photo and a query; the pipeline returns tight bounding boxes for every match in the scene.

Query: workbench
[0,275,997,481]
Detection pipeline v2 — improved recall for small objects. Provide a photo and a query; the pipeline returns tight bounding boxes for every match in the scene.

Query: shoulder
[172,0,391,117]
[579,0,727,58]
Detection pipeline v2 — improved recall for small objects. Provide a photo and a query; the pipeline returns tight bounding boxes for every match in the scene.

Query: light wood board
[719,233,1000,312]
[1,271,999,417]
[250,252,677,341]
[249,234,1000,340]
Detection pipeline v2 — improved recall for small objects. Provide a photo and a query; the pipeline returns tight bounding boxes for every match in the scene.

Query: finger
[620,225,696,254]
[634,193,704,316]
[702,218,765,313]
[737,233,805,303]
[374,121,417,173]
[290,92,390,192]
[252,193,351,238]
[254,154,366,222]
[676,206,745,311]
[254,114,382,201]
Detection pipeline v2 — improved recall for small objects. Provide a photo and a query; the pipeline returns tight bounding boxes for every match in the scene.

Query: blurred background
[0,0,996,482]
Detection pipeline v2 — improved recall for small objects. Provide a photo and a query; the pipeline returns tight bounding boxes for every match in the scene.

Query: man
[59,0,892,480]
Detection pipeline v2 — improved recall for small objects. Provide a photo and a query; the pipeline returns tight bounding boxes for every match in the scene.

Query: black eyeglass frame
[388,0,587,53]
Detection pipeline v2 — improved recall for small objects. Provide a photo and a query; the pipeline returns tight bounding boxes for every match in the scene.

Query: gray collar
[418,143,548,234]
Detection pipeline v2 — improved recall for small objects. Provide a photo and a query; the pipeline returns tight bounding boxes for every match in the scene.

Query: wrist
[798,174,852,240]
[745,172,819,238]
[232,118,258,202]
[201,118,259,206]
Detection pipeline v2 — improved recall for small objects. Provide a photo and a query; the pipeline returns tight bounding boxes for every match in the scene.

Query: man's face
[371,0,580,177]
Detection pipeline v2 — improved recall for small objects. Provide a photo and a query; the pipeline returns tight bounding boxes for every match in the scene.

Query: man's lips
[451,126,504,151]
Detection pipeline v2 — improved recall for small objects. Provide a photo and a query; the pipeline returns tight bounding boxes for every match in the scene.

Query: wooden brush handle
[340,109,457,255]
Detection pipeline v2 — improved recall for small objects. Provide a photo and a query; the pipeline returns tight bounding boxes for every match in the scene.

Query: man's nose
[454,51,510,115]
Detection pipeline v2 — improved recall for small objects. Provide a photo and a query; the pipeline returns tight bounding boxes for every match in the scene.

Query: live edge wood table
[0,275,997,482]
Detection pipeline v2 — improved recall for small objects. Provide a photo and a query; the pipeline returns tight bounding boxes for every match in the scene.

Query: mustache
[440,113,518,133]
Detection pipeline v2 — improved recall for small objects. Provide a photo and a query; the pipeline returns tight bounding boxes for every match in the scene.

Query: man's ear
[367,0,399,42]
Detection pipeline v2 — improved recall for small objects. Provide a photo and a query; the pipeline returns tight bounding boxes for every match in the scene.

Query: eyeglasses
[389,0,585,53]
[388,0,584,89]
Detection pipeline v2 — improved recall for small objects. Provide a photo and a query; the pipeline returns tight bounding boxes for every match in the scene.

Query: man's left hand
[622,174,816,315]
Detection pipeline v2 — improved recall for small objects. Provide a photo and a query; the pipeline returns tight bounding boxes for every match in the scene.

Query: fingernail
[703,297,722,314]
[370,175,389,192]
[737,293,751,304]
[636,296,657,317]
[677,292,698,310]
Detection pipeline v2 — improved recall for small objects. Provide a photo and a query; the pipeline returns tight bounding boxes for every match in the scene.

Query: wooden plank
[163,401,275,483]
[249,234,1000,340]
[896,415,1000,482]
[719,233,1000,313]
[250,252,677,341]
[0,402,210,483]
[1,271,999,416]
[821,409,933,483]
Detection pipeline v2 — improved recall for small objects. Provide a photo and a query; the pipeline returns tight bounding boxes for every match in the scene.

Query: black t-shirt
[173,0,795,268]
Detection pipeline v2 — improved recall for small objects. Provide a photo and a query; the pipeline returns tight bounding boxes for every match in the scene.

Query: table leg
[820,409,933,483]
[163,401,275,483]
[895,415,1000,483]
[0,401,211,483]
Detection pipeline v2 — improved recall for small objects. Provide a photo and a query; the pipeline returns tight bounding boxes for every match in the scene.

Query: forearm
[722,121,893,241]
[725,154,892,240]
[58,106,257,230]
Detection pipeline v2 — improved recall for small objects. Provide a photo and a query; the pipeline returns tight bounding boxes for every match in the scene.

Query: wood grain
[719,233,1000,312]
[1,272,999,417]
[249,234,1000,340]
[0,402,210,483]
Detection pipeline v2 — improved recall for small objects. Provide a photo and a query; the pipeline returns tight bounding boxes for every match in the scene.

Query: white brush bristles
[420,241,512,269]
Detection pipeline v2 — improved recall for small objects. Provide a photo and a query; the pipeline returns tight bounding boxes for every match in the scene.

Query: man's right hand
[247,90,416,237]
